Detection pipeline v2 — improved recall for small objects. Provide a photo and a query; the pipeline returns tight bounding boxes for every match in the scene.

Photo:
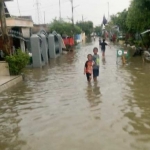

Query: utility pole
[82,15,86,22]
[70,0,79,25]
[107,2,110,39]
[36,0,40,24]
[108,2,109,21]
[70,0,74,25]
[44,11,45,24]
[17,0,21,16]
[59,0,61,20]
[0,0,10,55]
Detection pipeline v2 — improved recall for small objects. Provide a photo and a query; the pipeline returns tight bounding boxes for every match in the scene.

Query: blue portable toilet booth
[30,34,45,68]
[48,31,62,58]
[39,34,48,64]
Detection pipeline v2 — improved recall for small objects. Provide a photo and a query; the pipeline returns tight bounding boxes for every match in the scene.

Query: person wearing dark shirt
[100,39,109,57]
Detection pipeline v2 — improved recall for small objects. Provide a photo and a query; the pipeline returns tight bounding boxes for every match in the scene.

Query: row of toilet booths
[30,30,64,68]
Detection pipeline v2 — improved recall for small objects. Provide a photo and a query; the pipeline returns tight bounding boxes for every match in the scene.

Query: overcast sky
[5,0,131,26]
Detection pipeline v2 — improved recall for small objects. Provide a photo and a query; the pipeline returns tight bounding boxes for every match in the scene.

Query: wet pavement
[1,39,150,150]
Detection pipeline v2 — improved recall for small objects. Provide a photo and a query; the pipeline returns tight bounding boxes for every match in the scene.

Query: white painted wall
[20,40,25,52]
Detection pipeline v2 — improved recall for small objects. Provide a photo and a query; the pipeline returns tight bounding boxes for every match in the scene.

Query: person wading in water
[84,54,94,82]
[100,39,110,58]
[92,47,100,82]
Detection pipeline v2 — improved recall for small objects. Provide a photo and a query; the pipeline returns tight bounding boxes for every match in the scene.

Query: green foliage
[134,40,143,47]
[111,9,128,33]
[76,21,94,36]
[127,37,134,45]
[49,19,81,36]
[5,49,30,75]
[94,25,102,36]
[142,33,150,47]
[109,0,150,46]
[126,0,150,32]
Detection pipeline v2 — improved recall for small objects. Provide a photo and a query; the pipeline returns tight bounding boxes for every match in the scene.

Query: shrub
[128,37,134,45]
[5,49,30,75]
[134,40,143,47]
[50,19,82,36]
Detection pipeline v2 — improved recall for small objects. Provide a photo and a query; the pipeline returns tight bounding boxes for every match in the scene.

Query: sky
[5,0,131,26]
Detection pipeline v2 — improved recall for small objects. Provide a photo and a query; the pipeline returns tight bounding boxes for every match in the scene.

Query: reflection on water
[0,83,30,150]
[86,82,101,107]
[1,41,150,150]
[102,57,106,65]
[122,62,150,142]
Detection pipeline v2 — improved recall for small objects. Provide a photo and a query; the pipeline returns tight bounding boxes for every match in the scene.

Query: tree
[94,25,102,36]
[76,21,94,36]
[126,0,150,32]
[49,19,81,36]
[5,49,30,75]
[111,9,128,33]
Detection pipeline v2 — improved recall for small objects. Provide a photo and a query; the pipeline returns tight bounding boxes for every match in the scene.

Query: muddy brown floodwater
[1,39,150,150]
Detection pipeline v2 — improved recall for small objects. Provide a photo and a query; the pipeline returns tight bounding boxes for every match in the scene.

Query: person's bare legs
[89,75,92,82]
[102,51,105,58]
[93,77,97,82]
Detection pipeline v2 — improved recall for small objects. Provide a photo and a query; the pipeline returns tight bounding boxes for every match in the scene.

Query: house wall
[0,18,33,28]
[20,40,25,52]
[32,24,49,34]
[22,27,31,38]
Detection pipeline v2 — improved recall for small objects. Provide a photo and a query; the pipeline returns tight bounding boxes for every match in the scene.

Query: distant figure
[84,54,94,82]
[93,36,95,41]
[92,47,100,82]
[112,34,116,43]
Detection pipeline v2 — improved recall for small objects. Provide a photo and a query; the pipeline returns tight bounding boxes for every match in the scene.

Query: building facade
[0,0,33,53]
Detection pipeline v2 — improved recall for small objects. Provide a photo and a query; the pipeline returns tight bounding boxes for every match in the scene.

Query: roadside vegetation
[5,49,30,75]
[49,19,94,37]
[109,0,150,46]
[49,19,81,36]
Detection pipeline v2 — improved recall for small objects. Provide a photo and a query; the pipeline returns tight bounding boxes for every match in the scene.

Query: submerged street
[1,39,150,150]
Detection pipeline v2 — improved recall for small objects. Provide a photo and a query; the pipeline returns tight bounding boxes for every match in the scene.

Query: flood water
[1,39,150,150]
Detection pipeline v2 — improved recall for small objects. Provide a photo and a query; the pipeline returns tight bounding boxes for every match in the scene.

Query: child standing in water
[100,39,110,57]
[84,54,94,82]
[92,47,100,81]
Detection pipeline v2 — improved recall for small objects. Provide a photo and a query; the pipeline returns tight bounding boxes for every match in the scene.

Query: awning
[0,30,28,41]
[140,29,150,35]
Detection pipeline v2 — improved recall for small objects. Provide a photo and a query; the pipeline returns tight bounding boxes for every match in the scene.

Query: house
[32,24,50,34]
[0,0,33,53]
